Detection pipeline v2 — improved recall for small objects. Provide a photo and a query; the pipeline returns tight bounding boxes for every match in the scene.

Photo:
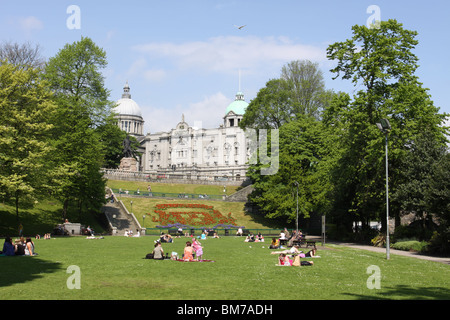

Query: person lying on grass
[271,248,320,258]
[277,253,314,266]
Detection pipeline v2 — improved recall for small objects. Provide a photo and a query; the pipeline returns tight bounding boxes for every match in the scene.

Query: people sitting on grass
[152,242,164,260]
[244,233,255,242]
[256,232,264,242]
[1,237,16,256]
[160,233,173,243]
[192,238,203,260]
[24,237,37,256]
[15,238,25,256]
[269,237,280,249]
[183,241,194,261]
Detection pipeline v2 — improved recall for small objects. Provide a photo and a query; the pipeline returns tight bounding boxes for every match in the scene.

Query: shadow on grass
[343,284,450,300]
[0,256,62,287]
[243,206,293,230]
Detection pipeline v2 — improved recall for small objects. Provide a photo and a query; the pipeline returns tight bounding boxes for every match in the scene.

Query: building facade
[113,83,251,181]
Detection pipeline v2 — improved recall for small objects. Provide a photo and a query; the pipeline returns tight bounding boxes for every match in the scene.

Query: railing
[110,188,225,200]
[142,228,302,237]
[102,168,250,186]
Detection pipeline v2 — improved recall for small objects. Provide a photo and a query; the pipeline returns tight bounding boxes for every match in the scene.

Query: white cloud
[17,16,43,35]
[128,35,326,134]
[141,92,231,134]
[124,58,167,83]
[143,69,167,82]
[133,35,326,75]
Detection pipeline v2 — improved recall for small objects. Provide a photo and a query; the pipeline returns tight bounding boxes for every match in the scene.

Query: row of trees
[242,20,449,252]
[0,38,129,224]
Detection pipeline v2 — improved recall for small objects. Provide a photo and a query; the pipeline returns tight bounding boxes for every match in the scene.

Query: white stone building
[113,82,251,181]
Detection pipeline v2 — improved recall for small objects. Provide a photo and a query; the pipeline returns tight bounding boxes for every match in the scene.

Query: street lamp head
[380,119,391,130]
[376,119,391,133]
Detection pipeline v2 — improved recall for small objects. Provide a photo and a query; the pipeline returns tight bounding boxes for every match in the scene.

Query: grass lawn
[118,197,269,231]
[106,179,239,196]
[1,236,449,300]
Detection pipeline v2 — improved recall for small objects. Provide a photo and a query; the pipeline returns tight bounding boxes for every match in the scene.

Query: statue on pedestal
[119,135,138,171]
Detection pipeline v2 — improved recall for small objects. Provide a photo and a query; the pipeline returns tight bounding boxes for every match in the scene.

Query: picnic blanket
[175,259,215,262]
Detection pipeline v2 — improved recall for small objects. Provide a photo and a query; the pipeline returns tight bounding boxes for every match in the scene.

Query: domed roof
[115,98,142,117]
[225,91,248,115]
[113,82,143,118]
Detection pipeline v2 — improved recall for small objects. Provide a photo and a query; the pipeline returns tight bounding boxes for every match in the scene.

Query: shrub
[392,240,428,252]
[427,229,450,255]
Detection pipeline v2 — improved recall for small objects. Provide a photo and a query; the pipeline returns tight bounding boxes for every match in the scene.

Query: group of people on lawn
[149,227,318,266]
[1,236,37,256]
[151,236,203,261]
[268,228,318,266]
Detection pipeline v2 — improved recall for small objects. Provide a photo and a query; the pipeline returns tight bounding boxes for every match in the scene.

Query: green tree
[247,116,334,225]
[240,60,334,129]
[96,114,128,169]
[0,61,57,222]
[44,37,113,221]
[281,60,334,119]
[240,78,292,129]
[325,20,447,237]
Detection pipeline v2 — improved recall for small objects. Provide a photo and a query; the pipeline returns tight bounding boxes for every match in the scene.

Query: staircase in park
[102,190,141,236]
[226,184,254,202]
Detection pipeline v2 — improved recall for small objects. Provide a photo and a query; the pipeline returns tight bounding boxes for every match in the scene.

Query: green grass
[0,181,248,237]
[0,199,106,237]
[1,180,449,300]
[106,180,239,196]
[1,236,449,300]
[118,197,269,230]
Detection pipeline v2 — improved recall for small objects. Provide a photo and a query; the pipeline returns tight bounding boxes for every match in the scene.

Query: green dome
[225,91,248,115]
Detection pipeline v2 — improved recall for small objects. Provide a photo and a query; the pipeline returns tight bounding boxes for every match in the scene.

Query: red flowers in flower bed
[148,203,237,227]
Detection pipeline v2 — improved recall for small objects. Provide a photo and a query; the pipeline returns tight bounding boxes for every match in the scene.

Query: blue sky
[1,0,449,133]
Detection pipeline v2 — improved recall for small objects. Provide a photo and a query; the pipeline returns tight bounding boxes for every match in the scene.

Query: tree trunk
[62,199,69,222]
[15,191,20,223]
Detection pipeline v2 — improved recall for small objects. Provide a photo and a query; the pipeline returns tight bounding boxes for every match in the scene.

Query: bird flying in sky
[234,24,246,30]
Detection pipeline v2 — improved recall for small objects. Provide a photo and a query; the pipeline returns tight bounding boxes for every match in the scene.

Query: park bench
[168,229,183,237]
[291,238,316,249]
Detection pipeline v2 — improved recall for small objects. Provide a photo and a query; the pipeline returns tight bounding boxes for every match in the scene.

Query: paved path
[326,241,450,265]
